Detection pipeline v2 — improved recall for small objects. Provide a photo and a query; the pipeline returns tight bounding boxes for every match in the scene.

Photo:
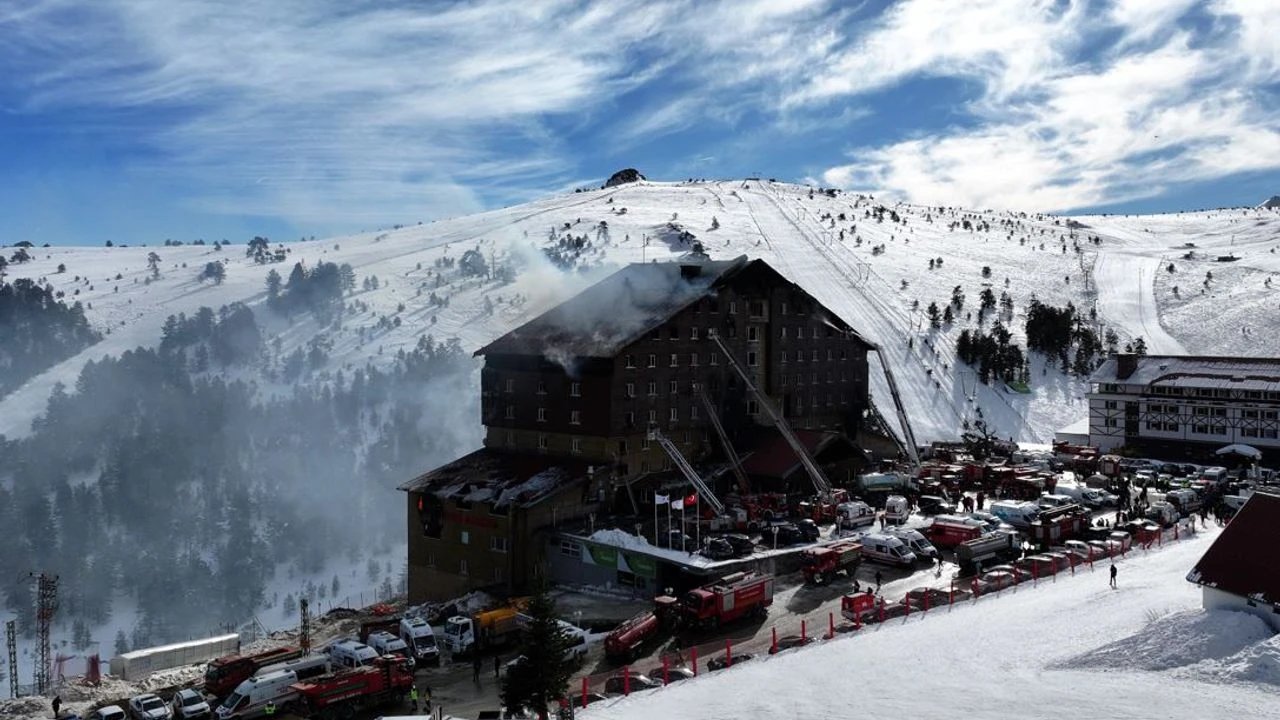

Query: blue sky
[2,0,1278,246]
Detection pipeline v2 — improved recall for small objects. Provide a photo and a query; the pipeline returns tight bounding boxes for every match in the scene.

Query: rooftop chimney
[1116,353,1138,380]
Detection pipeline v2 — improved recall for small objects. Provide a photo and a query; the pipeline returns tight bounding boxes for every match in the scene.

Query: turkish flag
[685,493,699,506]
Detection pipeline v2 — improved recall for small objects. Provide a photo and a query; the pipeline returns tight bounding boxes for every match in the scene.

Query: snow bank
[1180,632,1280,688]
[1060,609,1274,671]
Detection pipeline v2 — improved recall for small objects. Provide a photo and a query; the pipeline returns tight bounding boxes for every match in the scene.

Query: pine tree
[114,629,130,656]
[501,584,574,716]
[926,302,941,328]
[943,304,954,324]
[266,269,282,299]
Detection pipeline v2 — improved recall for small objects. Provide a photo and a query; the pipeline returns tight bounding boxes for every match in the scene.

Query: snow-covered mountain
[3,180,1278,445]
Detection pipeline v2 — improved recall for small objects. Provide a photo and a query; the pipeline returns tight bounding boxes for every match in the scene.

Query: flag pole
[695,495,701,550]
[654,494,659,546]
[666,501,672,549]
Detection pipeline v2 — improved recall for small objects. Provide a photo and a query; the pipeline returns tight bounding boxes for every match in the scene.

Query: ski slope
[585,525,1280,720]
[3,181,1278,445]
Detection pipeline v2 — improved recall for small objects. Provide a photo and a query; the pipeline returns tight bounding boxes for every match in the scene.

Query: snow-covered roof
[1091,354,1280,392]
[398,449,589,509]
[1186,490,1280,605]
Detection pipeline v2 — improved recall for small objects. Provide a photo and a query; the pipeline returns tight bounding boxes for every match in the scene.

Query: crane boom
[708,332,833,497]
[697,387,751,496]
[871,346,920,466]
[648,426,726,516]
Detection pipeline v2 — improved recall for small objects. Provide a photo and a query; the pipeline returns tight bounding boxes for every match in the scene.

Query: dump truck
[441,598,529,656]
[203,646,303,700]
[287,656,413,720]
[659,572,774,630]
[955,531,1018,574]
[801,541,862,584]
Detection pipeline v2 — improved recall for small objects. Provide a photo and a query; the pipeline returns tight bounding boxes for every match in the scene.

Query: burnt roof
[475,256,871,359]
[1186,491,1280,605]
[397,448,590,509]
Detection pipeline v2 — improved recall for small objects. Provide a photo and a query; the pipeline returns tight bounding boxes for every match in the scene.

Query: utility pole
[6,619,17,698]
[299,598,311,655]
[32,573,58,696]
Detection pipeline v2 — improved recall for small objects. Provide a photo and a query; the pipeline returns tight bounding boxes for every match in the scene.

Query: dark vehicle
[668,529,695,551]
[570,692,608,708]
[603,673,661,695]
[701,537,735,560]
[647,666,696,684]
[767,523,805,546]
[706,653,755,671]
[795,518,821,542]
[1159,463,1182,477]
[722,534,757,557]
[918,495,954,515]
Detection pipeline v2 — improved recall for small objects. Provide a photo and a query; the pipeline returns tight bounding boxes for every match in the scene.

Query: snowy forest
[0,270,479,651]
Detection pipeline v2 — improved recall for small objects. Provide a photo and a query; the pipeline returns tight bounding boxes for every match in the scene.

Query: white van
[1200,466,1229,485]
[327,639,378,669]
[990,500,1040,529]
[1037,493,1074,509]
[836,500,876,529]
[858,532,917,567]
[883,495,911,524]
[368,631,414,667]
[884,527,938,560]
[399,617,441,666]
[216,670,299,720]
[256,653,330,682]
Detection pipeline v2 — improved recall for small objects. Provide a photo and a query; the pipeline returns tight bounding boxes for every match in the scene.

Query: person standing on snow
[1109,562,1118,588]
[874,570,883,592]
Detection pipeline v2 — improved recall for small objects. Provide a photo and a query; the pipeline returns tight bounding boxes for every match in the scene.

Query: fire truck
[204,646,303,699]
[603,610,665,662]
[287,656,413,720]
[800,542,862,584]
[1028,504,1089,546]
[658,572,774,630]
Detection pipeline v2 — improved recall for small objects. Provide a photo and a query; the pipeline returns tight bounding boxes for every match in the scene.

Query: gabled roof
[1186,491,1280,605]
[741,429,863,480]
[398,448,589,509]
[475,256,871,359]
[1090,354,1280,392]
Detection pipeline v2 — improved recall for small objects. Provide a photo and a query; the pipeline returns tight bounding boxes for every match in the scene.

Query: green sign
[585,543,617,568]
[622,552,657,578]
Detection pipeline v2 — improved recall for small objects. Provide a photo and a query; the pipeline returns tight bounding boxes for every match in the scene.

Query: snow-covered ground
[585,524,1279,720]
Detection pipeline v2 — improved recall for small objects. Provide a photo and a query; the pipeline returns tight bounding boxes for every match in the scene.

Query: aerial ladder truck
[707,331,847,519]
[870,344,921,467]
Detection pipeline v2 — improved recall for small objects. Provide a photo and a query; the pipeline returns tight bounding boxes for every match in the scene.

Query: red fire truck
[800,542,862,584]
[203,646,303,699]
[604,611,664,662]
[658,572,775,630]
[287,656,413,720]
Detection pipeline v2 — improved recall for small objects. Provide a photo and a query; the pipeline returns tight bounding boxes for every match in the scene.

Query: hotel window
[537,380,546,395]
[691,327,699,340]
[459,559,468,576]
[781,374,789,386]
[648,381,657,396]
[492,567,504,582]
[668,325,680,340]
[827,349,834,361]
[729,301,737,314]
[559,540,581,559]
[648,409,657,423]
[505,431,514,445]
[750,300,764,317]
[690,353,699,366]
[426,553,436,568]
[747,351,758,367]
[618,439,628,455]
[570,382,581,397]
[728,325,737,338]
[626,354,636,368]
[537,407,547,422]
[710,353,718,366]
[626,382,635,398]
[570,410,581,425]
[748,400,759,414]
[781,302,788,315]
[1105,401,1117,410]
[795,350,804,362]
[812,349,819,361]
[460,530,470,545]
[670,353,679,367]
[748,326,759,342]
[648,354,657,368]
[811,328,818,339]
[670,407,679,422]
[504,405,515,419]
[625,411,635,427]
[490,536,508,553]
[642,436,651,450]
[691,404,699,420]
[538,434,548,449]
[504,378,514,393]
[571,437,582,453]
[669,380,679,394]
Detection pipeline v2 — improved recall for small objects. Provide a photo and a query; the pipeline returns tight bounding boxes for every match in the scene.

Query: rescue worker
[494,654,502,679]
[264,701,276,717]
[52,696,62,718]
[1109,562,1118,588]
[410,684,419,712]
[424,685,433,712]
[473,653,482,683]
[874,569,883,592]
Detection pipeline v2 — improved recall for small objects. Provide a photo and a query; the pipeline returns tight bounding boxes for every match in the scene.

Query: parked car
[795,518,821,542]
[1063,539,1106,561]
[603,673,661,695]
[986,564,1032,583]
[722,534,757,557]
[647,666,696,684]
[569,692,608,708]
[706,653,755,671]
[766,522,806,546]
[977,570,1017,592]
[128,694,171,720]
[171,689,211,720]
[88,707,127,720]
[667,529,695,551]
[917,495,954,515]
[701,537,736,560]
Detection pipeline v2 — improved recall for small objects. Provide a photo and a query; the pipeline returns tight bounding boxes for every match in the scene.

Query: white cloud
[814,0,1280,212]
